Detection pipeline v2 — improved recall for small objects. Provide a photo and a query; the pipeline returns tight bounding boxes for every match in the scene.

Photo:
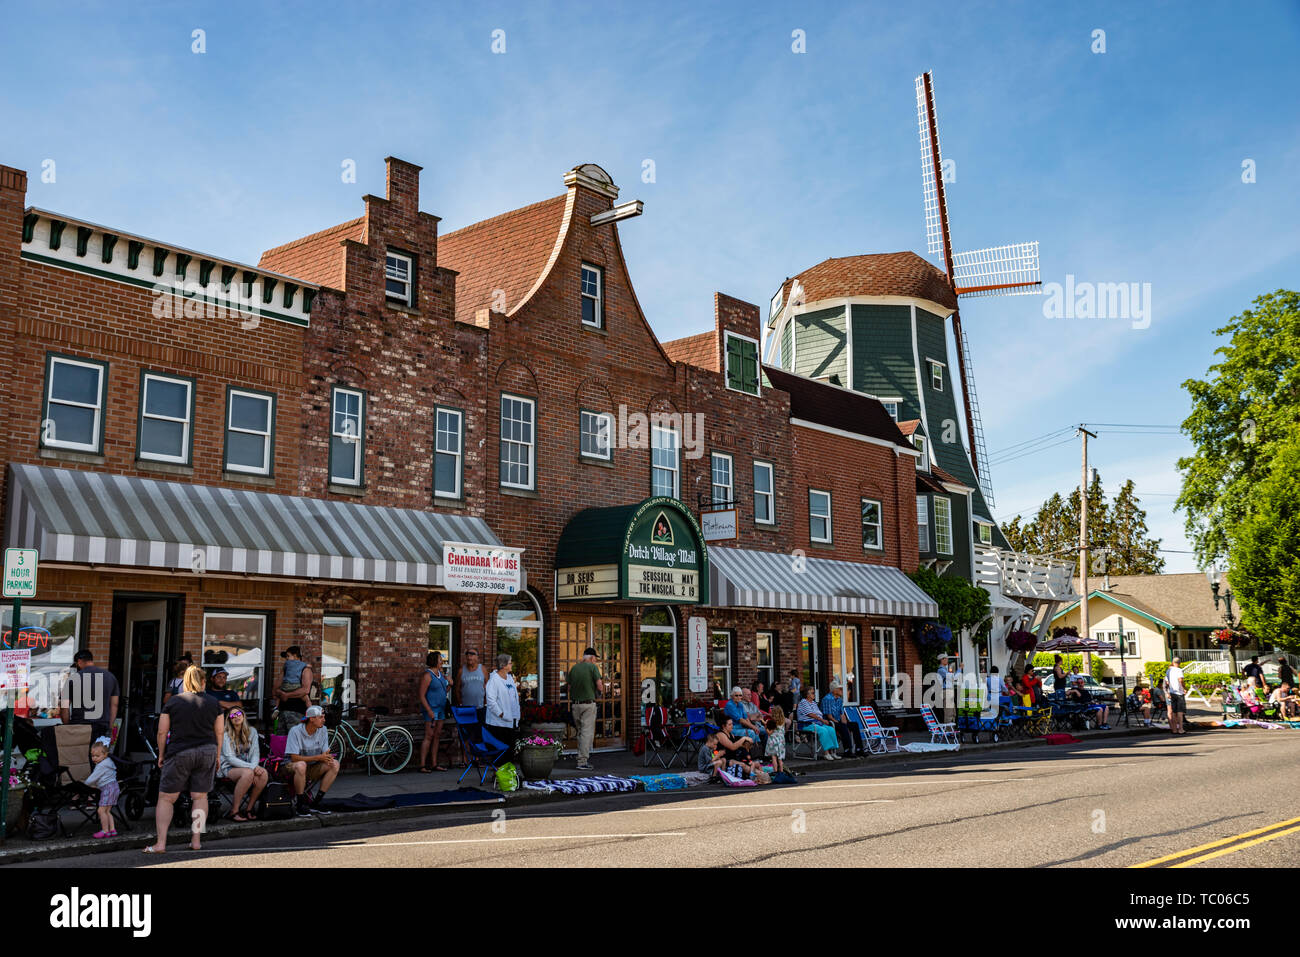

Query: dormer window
[913,434,929,471]
[386,251,414,306]
[581,264,603,328]
[929,360,944,391]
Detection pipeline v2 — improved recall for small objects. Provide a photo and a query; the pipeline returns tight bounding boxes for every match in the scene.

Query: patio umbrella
[1037,635,1116,653]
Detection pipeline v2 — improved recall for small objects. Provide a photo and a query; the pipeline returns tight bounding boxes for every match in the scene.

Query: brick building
[1,156,943,754]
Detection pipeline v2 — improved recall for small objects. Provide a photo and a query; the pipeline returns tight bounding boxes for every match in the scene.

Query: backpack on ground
[260,782,295,820]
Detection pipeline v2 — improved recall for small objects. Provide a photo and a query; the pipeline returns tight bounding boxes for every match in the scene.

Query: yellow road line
[1172,823,1300,868]
[1131,815,1300,868]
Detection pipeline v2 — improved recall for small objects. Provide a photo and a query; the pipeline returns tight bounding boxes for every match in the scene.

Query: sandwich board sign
[2,549,37,599]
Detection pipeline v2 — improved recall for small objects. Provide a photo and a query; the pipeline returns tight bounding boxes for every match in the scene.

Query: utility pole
[1078,426,1098,678]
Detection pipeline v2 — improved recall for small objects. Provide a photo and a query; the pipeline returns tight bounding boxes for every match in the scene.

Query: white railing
[1173,648,1300,671]
[975,546,1079,601]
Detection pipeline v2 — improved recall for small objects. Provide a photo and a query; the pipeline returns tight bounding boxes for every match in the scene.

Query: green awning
[555,497,708,604]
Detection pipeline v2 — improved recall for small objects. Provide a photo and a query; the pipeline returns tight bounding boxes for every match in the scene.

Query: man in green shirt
[568,648,605,770]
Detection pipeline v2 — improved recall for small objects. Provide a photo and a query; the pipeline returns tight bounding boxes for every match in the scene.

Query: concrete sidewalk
[0,717,1180,865]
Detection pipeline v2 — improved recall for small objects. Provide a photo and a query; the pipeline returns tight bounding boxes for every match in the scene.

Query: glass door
[800,625,820,696]
[830,625,860,704]
[592,618,625,748]
[872,626,899,705]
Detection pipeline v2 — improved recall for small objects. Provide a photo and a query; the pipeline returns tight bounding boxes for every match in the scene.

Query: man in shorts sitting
[283,705,339,815]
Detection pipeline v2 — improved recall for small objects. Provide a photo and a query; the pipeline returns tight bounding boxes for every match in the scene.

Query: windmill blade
[953,242,1041,297]
[915,73,945,257]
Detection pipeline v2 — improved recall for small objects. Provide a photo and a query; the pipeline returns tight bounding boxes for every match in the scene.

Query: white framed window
[710,452,733,506]
[753,460,774,525]
[329,387,365,486]
[139,372,193,464]
[580,410,612,460]
[882,400,899,421]
[651,425,679,498]
[934,496,953,555]
[435,407,463,498]
[710,631,732,696]
[322,615,353,705]
[978,523,993,545]
[496,593,542,702]
[1102,630,1139,657]
[809,489,832,543]
[929,360,944,391]
[385,250,413,306]
[756,631,776,690]
[913,434,929,471]
[201,612,267,711]
[581,263,603,328]
[917,495,930,552]
[872,626,899,703]
[724,331,760,395]
[640,606,677,706]
[499,394,535,490]
[428,619,454,671]
[861,498,883,550]
[224,388,275,475]
[43,354,108,453]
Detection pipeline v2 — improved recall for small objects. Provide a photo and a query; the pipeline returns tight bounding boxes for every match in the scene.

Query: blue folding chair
[677,707,711,763]
[452,706,510,784]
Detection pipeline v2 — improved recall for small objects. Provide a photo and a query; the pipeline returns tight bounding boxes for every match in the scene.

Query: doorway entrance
[109,594,184,752]
[557,614,627,749]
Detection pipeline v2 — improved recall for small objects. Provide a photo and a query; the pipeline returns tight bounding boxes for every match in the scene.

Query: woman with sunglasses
[220,708,267,822]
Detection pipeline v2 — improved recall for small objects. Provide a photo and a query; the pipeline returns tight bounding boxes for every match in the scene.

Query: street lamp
[1204,566,1240,676]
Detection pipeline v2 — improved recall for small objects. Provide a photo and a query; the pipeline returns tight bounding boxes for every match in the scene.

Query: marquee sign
[554,497,708,605]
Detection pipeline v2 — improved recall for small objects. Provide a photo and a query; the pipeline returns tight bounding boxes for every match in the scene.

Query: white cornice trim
[791,417,917,454]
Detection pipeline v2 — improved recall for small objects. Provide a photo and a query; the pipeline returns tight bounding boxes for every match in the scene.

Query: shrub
[1031,652,1109,680]
[1145,661,1170,687]
[1186,673,1232,692]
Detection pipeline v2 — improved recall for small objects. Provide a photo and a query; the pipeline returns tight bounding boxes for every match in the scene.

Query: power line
[987,425,1075,458]
[989,435,1078,467]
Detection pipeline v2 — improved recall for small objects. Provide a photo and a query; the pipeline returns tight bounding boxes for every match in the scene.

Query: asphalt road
[18,730,1300,869]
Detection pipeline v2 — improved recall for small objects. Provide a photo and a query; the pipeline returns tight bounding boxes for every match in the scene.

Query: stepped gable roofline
[763,365,909,448]
[770,251,957,327]
[662,331,718,372]
[258,216,364,291]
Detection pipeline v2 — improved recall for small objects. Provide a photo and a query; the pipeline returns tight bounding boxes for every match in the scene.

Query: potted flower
[515,732,563,780]
[521,700,571,736]
[1006,629,1038,653]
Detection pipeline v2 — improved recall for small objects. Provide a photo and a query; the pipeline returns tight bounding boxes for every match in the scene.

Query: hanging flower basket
[915,621,953,651]
[1051,625,1080,640]
[1212,627,1252,647]
[1006,629,1038,652]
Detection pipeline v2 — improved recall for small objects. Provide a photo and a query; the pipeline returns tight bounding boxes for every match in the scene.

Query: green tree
[1000,474,1162,573]
[907,566,991,674]
[1228,432,1300,651]
[1176,290,1300,567]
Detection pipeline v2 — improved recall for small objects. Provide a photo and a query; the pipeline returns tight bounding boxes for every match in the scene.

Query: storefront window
[830,625,859,704]
[756,631,775,690]
[428,619,454,670]
[321,615,352,705]
[872,626,899,703]
[202,612,266,700]
[639,606,676,706]
[496,594,542,702]
[800,624,819,695]
[710,631,731,698]
[1,604,82,718]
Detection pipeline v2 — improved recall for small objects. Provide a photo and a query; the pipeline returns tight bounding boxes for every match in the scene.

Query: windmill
[915,70,1042,509]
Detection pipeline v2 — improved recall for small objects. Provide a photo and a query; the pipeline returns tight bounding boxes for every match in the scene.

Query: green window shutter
[726,336,744,390]
[741,341,758,394]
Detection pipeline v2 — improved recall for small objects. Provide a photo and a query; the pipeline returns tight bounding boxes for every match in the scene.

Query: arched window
[496,592,543,702]
[640,605,677,706]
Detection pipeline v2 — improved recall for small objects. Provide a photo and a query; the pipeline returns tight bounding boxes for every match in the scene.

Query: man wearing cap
[283,705,339,815]
[205,667,242,712]
[60,650,121,742]
[567,648,604,771]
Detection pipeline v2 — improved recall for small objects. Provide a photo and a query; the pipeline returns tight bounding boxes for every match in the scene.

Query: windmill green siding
[792,306,846,384]
[780,319,793,371]
[850,304,917,419]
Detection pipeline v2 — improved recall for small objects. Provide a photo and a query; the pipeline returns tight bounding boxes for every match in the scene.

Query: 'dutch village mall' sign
[555,497,708,605]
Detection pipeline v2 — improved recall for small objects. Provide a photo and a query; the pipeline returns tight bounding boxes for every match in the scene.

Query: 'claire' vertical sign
[688,616,708,693]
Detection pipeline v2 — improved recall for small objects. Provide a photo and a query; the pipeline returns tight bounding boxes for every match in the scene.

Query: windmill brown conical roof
[778,251,957,314]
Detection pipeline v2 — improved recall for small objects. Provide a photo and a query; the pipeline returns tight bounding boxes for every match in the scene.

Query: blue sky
[3,1,1298,571]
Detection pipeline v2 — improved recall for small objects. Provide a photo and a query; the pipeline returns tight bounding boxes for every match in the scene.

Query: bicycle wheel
[328,728,347,766]
[370,726,414,774]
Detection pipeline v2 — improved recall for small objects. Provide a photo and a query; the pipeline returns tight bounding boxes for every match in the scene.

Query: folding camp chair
[675,707,710,764]
[920,704,959,745]
[452,706,511,784]
[641,704,682,768]
[28,723,126,837]
[845,706,883,755]
[859,705,901,753]
[789,717,824,760]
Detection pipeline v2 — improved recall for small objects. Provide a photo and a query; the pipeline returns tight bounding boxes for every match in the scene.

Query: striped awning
[708,545,939,618]
[5,463,519,589]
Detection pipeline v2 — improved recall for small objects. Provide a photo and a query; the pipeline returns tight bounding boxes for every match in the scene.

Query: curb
[0,723,1167,865]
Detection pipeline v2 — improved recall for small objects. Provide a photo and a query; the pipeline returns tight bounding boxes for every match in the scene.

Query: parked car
[1034,669,1118,702]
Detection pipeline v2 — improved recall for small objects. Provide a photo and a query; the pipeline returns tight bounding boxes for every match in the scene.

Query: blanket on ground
[1215,718,1291,730]
[629,773,687,792]
[900,742,959,752]
[521,774,639,794]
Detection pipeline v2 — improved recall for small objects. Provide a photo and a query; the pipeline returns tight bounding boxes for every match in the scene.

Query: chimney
[384,156,422,219]
[0,165,28,314]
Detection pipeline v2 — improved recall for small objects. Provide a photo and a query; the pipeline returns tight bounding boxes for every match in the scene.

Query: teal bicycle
[326,705,414,775]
